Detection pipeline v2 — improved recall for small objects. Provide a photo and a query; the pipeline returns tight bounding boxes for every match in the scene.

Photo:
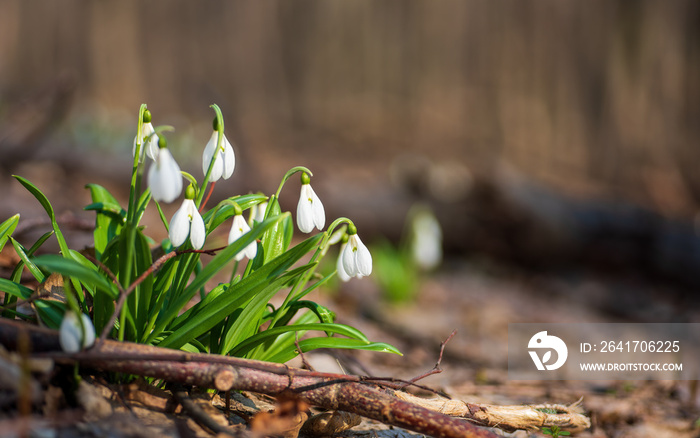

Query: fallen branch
[0,319,590,436]
[0,319,497,438]
[394,391,591,433]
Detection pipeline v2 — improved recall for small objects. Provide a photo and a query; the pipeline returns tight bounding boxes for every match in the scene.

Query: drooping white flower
[341,227,372,279]
[296,174,325,233]
[132,121,159,162]
[169,187,206,249]
[229,214,257,261]
[148,143,182,203]
[202,131,235,182]
[336,242,352,282]
[59,311,96,353]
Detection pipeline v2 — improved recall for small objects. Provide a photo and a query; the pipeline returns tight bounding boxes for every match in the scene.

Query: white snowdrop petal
[80,313,96,349]
[296,186,315,233]
[59,313,81,353]
[149,149,182,203]
[221,135,236,180]
[336,243,352,282]
[310,188,325,230]
[189,208,206,250]
[355,239,373,277]
[245,240,258,260]
[341,242,358,277]
[59,312,95,353]
[203,131,224,181]
[142,123,159,161]
[169,204,191,247]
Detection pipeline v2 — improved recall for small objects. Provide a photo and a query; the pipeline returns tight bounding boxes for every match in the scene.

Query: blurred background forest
[1,0,700,287]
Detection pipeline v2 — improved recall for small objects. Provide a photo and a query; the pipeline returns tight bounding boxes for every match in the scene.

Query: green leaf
[167,232,323,335]
[0,214,20,253]
[9,231,53,282]
[85,184,126,260]
[14,176,84,303]
[219,263,317,355]
[160,264,311,350]
[203,194,268,232]
[266,338,402,363]
[259,198,289,264]
[229,322,368,357]
[34,299,65,329]
[0,278,33,300]
[10,238,45,282]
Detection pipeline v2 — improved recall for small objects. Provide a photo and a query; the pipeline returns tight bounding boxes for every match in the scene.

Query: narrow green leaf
[259,198,287,264]
[0,214,20,253]
[220,262,317,355]
[14,176,83,303]
[10,231,53,282]
[229,322,368,357]
[203,194,268,232]
[266,338,402,363]
[0,278,34,300]
[166,233,322,335]
[10,238,45,282]
[159,264,312,350]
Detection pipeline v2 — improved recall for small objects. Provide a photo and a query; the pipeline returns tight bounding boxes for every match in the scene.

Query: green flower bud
[347,223,358,235]
[143,109,152,123]
[158,135,167,149]
[185,184,196,200]
[212,116,220,131]
[300,172,311,185]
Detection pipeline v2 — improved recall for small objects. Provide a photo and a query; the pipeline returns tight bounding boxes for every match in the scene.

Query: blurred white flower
[229,214,257,261]
[409,207,442,270]
[202,131,235,182]
[296,179,325,233]
[341,230,372,279]
[59,311,96,353]
[169,193,206,249]
[148,147,182,203]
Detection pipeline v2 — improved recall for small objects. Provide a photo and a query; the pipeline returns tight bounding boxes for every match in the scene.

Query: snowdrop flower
[202,118,235,182]
[409,206,442,271]
[169,185,206,249]
[341,224,372,279]
[132,109,159,162]
[148,136,183,203]
[229,212,257,261]
[296,172,325,233]
[59,311,96,353]
[336,239,352,282]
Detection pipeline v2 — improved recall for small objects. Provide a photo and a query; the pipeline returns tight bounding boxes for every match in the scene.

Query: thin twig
[294,333,315,372]
[171,385,247,437]
[399,329,457,389]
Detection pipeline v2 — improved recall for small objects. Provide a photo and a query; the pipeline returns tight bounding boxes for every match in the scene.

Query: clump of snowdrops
[0,104,399,362]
